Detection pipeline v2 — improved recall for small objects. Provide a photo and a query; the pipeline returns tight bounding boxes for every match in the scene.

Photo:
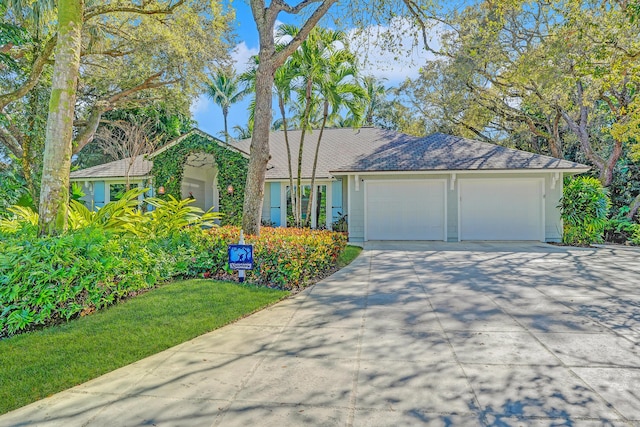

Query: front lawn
[338,245,362,268]
[0,279,287,415]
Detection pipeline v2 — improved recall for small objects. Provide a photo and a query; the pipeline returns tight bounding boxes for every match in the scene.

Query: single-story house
[71,127,589,243]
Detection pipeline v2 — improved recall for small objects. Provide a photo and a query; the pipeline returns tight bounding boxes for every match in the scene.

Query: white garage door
[366,180,446,241]
[459,179,543,241]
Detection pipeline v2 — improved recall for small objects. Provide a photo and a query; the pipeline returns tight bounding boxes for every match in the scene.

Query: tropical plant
[560,176,611,245]
[361,76,387,126]
[67,188,147,231]
[126,196,222,238]
[206,69,248,142]
[281,25,365,227]
[304,56,366,226]
[3,187,222,237]
[0,205,38,234]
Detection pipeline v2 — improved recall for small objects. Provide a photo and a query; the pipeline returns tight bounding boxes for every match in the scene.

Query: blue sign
[228,244,254,270]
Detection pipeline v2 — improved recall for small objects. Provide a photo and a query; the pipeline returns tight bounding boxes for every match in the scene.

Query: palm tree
[233,123,253,140]
[361,76,387,126]
[242,48,300,225]
[205,69,247,143]
[285,25,350,227]
[304,60,366,226]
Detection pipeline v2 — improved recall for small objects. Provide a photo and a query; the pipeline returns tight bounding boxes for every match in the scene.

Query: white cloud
[348,17,443,84]
[190,94,211,116]
[231,41,259,73]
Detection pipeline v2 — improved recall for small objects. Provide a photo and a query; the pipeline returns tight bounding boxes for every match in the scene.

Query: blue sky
[190,1,440,139]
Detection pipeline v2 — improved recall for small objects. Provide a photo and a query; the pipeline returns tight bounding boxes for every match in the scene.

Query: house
[70,129,249,213]
[70,127,589,242]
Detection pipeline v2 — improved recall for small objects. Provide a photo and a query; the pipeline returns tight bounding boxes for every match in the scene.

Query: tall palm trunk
[38,0,83,235]
[305,100,329,227]
[223,107,229,143]
[296,78,313,227]
[279,96,296,226]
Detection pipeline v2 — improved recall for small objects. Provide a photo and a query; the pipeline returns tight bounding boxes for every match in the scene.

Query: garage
[459,179,544,241]
[365,180,446,241]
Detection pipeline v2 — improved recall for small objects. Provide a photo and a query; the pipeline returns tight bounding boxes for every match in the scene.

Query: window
[285,184,327,228]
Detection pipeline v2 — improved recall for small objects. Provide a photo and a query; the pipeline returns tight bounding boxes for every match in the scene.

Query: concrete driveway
[2,242,640,426]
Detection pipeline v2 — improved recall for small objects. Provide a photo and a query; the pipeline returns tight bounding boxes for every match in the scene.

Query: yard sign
[228,244,254,270]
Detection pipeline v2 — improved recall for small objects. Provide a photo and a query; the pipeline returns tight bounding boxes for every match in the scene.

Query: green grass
[0,279,287,415]
[338,245,362,268]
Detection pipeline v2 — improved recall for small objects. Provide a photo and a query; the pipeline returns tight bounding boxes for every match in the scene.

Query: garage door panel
[366,181,445,241]
[460,180,542,241]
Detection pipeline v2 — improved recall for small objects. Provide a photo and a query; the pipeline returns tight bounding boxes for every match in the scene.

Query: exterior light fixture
[227,184,234,195]
[157,186,165,195]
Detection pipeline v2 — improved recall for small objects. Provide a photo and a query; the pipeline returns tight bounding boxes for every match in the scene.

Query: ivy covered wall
[150,131,248,225]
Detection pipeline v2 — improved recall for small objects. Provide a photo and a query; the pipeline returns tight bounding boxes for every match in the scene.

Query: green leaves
[560,176,611,245]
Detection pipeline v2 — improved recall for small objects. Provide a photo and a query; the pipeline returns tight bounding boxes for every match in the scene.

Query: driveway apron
[2,242,640,426]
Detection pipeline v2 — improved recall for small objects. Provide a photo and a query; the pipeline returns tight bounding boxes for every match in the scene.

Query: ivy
[150,130,248,226]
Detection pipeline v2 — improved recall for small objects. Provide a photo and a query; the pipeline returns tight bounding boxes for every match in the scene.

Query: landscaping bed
[0,225,347,338]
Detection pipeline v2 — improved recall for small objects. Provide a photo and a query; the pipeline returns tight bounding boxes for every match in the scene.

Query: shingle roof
[233,128,588,179]
[70,156,152,179]
[71,128,589,181]
[333,131,588,172]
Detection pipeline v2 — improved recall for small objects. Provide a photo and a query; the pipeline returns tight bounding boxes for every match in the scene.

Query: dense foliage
[560,177,611,245]
[203,226,348,290]
[151,131,248,226]
[0,194,347,337]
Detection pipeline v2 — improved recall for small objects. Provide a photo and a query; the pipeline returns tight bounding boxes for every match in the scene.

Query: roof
[70,128,243,180]
[148,128,249,159]
[233,128,588,179]
[71,127,589,181]
[333,131,589,173]
[70,156,152,179]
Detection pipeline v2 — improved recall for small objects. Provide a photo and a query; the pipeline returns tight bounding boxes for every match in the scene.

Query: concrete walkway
[2,242,640,426]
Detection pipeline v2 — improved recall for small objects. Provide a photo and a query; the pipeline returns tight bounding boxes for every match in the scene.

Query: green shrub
[560,176,611,245]
[0,228,176,338]
[603,207,640,245]
[206,227,348,290]
[0,222,348,337]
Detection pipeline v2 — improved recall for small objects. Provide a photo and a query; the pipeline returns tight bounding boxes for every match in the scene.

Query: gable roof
[233,128,588,180]
[148,128,250,159]
[70,156,152,179]
[70,128,244,180]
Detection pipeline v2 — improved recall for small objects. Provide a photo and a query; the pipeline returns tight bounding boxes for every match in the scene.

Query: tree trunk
[305,100,328,227]
[628,193,640,221]
[38,0,83,236]
[242,0,338,235]
[223,106,229,143]
[279,96,296,227]
[242,60,274,235]
[296,79,314,227]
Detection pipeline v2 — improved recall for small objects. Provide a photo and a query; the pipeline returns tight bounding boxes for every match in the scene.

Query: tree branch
[273,0,338,66]
[84,0,186,21]
[402,0,432,51]
[273,0,323,15]
[0,35,57,112]
[0,121,23,158]
[72,102,108,154]
[72,73,176,154]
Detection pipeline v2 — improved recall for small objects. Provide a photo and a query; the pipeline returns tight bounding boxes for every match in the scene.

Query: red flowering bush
[205,226,347,290]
